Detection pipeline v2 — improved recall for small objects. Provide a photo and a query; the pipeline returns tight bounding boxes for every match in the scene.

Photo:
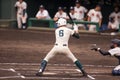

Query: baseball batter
[91,39,120,75]
[15,0,27,29]
[36,18,87,76]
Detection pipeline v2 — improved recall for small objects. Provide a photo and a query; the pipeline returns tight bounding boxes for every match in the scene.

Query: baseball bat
[64,7,78,32]
[64,7,75,27]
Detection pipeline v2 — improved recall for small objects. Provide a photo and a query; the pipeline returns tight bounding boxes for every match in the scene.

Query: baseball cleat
[36,72,43,76]
[82,72,88,77]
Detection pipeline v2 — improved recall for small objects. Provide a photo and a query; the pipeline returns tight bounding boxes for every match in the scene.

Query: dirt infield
[0,28,120,80]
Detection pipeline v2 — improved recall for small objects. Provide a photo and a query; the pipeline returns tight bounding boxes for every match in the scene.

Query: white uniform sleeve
[108,49,117,56]
[108,47,120,56]
[99,12,102,19]
[69,29,74,35]
[73,24,78,31]
[63,13,68,18]
[23,2,27,9]
[83,7,88,13]
[43,10,49,17]
[87,10,92,17]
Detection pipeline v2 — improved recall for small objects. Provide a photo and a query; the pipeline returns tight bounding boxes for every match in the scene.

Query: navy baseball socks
[36,60,47,76]
[74,60,87,76]
[22,23,26,29]
[36,60,87,76]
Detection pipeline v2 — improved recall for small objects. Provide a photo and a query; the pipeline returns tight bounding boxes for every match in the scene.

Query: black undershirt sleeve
[98,49,111,56]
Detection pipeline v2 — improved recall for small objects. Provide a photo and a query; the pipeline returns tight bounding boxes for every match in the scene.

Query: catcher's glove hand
[91,48,98,51]
[91,44,100,51]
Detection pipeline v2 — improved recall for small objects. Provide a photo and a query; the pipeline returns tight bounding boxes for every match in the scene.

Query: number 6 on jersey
[59,30,64,37]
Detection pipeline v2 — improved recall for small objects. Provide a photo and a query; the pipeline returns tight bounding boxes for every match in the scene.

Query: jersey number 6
[59,30,64,37]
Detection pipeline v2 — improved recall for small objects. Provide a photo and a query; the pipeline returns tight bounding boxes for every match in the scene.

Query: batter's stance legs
[74,60,87,76]
[36,60,47,76]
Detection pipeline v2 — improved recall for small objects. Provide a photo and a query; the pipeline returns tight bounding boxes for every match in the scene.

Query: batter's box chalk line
[0,68,25,79]
[9,68,25,79]
[76,69,95,80]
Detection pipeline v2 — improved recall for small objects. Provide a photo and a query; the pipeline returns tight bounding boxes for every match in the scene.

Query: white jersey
[15,1,27,15]
[109,12,120,24]
[69,12,78,20]
[87,9,102,22]
[55,27,74,45]
[54,12,68,19]
[36,10,51,19]
[108,47,120,56]
[108,21,119,29]
[74,6,88,20]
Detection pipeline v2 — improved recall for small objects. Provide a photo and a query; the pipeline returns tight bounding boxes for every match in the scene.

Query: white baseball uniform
[69,12,78,19]
[108,47,120,70]
[109,12,120,28]
[44,26,77,62]
[87,9,102,31]
[54,12,68,19]
[74,6,87,29]
[108,21,119,29]
[108,47,120,56]
[36,10,51,19]
[74,6,88,20]
[15,1,27,29]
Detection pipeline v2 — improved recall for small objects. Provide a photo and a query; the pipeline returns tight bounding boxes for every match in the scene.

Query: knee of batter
[65,49,77,62]
[44,47,57,62]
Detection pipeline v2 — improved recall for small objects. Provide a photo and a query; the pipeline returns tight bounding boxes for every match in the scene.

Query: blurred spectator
[74,0,88,21]
[53,7,69,21]
[73,0,88,30]
[108,6,120,31]
[36,5,51,19]
[68,6,88,30]
[108,17,119,31]
[69,6,78,20]
[87,5,103,31]
[15,0,27,29]
[67,6,77,29]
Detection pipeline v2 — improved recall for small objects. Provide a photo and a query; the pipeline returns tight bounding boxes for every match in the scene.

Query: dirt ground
[0,28,120,80]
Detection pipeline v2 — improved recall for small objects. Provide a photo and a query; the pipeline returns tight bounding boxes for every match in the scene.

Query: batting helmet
[111,39,120,46]
[56,18,67,27]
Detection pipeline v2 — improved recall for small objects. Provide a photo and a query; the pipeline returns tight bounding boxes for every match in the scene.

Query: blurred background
[0,0,119,24]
